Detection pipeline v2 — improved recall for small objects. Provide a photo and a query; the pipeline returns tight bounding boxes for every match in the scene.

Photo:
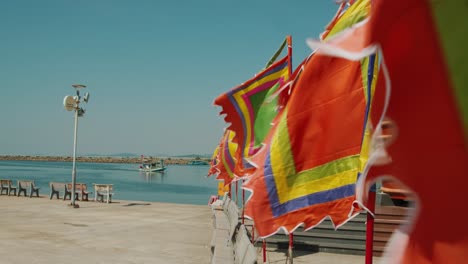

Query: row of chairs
[50,182,114,203]
[49,182,90,201]
[0,180,113,203]
[0,179,40,198]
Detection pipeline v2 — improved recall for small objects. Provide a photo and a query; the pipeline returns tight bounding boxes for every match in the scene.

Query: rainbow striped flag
[214,49,290,177]
[207,143,220,177]
[243,0,375,238]
[214,129,238,185]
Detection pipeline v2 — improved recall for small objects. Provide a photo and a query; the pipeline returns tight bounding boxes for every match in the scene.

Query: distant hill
[106,153,140,157]
[170,154,211,159]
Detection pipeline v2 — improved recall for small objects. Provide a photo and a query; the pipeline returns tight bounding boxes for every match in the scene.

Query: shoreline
[0,155,210,165]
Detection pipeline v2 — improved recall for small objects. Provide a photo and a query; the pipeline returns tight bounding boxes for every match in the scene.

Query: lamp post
[63,84,90,208]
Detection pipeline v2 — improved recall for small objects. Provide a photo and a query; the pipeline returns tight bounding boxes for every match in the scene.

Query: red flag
[310,0,468,263]
[243,0,375,238]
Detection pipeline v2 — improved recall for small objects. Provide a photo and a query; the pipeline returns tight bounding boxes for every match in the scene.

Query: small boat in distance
[139,155,167,172]
[187,160,209,165]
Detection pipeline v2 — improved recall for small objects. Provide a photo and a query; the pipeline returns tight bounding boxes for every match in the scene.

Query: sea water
[0,160,220,205]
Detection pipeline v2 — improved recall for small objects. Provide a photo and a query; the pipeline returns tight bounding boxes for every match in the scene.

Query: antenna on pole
[64,83,90,209]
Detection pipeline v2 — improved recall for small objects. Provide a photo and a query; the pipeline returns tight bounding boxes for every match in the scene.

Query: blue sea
[0,160,220,205]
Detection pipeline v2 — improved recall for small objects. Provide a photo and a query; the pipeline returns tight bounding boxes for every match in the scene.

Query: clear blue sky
[0,0,337,156]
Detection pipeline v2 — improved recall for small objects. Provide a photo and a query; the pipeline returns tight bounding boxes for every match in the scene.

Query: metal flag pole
[235,180,238,206]
[365,187,377,264]
[242,179,245,224]
[286,35,294,264]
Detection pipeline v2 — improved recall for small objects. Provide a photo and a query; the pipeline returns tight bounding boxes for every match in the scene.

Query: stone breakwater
[0,155,210,165]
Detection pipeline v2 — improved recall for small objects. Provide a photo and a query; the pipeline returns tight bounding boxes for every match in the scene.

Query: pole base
[68,203,80,208]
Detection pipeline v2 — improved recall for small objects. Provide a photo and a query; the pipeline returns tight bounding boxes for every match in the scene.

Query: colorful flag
[207,143,220,177]
[243,0,375,238]
[309,0,468,263]
[214,41,290,177]
[214,129,238,186]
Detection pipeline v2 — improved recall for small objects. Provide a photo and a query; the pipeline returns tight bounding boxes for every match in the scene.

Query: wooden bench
[49,182,71,200]
[65,183,91,201]
[0,179,17,196]
[93,184,113,203]
[76,183,91,201]
[17,180,40,198]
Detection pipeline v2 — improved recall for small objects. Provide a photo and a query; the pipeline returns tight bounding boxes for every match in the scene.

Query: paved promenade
[0,195,381,263]
[0,196,213,264]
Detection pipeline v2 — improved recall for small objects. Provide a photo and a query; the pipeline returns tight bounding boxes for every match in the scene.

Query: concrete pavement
[0,196,212,264]
[0,195,381,263]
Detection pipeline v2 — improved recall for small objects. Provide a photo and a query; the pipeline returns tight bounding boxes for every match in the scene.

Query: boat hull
[139,167,166,172]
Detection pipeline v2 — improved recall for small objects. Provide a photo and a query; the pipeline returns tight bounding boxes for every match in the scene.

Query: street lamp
[63,84,90,208]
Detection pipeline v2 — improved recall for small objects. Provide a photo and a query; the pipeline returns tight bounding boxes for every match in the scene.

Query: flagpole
[365,187,376,264]
[286,35,294,264]
[251,226,255,243]
[288,233,294,264]
[364,28,378,263]
[242,179,245,224]
[235,180,238,206]
[321,2,346,40]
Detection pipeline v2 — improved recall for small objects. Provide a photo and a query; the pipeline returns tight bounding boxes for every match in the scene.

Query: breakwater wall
[0,155,210,165]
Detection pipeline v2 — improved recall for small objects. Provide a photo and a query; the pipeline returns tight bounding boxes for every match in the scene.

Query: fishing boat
[187,160,209,165]
[139,155,167,172]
